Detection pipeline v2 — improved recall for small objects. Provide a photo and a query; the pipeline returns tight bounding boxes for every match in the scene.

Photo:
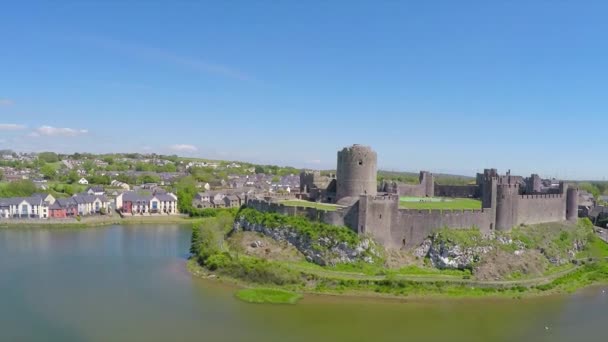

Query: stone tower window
[358,160,363,165]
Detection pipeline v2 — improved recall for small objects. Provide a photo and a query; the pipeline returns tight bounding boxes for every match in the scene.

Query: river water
[0,225,606,342]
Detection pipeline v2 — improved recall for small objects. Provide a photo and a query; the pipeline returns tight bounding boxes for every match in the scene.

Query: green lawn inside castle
[188,207,608,304]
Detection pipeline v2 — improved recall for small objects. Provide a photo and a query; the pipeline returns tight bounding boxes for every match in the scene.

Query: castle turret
[336,144,377,204]
[419,171,434,197]
[495,177,519,231]
[566,186,579,222]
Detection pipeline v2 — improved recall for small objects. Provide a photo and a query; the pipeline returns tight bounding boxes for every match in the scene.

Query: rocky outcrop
[232,217,381,266]
[414,235,492,270]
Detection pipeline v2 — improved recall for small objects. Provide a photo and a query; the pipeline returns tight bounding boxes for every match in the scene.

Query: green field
[279,200,341,211]
[399,197,482,210]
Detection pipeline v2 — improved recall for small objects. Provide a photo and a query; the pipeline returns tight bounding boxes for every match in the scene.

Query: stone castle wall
[357,195,494,249]
[245,198,351,229]
[433,184,480,198]
[516,194,566,225]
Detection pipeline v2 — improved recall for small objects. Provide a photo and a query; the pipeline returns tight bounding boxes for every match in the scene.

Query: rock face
[414,234,492,270]
[232,217,380,266]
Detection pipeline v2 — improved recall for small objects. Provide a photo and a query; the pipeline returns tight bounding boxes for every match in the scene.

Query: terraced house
[0,193,111,220]
[0,196,49,219]
[115,191,178,215]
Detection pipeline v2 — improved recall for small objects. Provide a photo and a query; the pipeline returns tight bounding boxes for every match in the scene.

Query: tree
[190,225,201,255]
[38,152,59,163]
[0,180,37,197]
[579,182,600,199]
[254,166,265,174]
[88,174,111,185]
[176,176,197,213]
[103,156,115,165]
[40,164,57,180]
[82,160,95,173]
[138,174,161,184]
[0,169,3,181]
[116,174,136,184]
[66,170,79,184]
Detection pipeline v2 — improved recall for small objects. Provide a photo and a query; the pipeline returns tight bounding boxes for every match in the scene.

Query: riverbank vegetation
[189,208,608,303]
[236,288,302,304]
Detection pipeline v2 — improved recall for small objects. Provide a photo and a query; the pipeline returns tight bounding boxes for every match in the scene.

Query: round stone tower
[495,182,519,231]
[566,186,579,222]
[336,144,377,203]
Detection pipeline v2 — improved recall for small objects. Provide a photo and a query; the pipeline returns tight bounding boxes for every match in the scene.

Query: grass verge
[236,288,302,304]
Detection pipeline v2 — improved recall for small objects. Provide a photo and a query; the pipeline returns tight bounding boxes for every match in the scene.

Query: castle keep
[252,144,579,249]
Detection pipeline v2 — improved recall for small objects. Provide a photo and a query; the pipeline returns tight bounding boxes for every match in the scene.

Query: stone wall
[388,171,435,198]
[245,198,350,229]
[394,208,494,248]
[516,194,566,225]
[358,195,398,247]
[434,184,480,198]
[357,194,494,249]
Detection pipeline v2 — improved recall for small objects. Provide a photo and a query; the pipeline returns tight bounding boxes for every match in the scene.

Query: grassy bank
[236,288,302,304]
[188,210,608,303]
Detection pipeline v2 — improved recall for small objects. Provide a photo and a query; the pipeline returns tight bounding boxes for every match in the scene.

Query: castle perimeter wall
[516,194,566,225]
[396,184,427,197]
[393,208,494,249]
[245,198,352,230]
[357,195,494,249]
[358,195,398,247]
[434,184,480,198]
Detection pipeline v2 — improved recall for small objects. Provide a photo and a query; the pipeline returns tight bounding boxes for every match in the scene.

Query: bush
[206,253,232,271]
[190,207,239,218]
[238,208,360,247]
[224,257,302,285]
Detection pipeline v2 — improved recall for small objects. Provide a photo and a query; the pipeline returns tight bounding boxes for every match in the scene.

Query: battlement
[520,193,564,200]
[398,208,488,215]
[371,194,399,201]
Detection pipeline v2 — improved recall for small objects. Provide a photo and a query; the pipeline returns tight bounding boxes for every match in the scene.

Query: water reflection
[0,226,606,342]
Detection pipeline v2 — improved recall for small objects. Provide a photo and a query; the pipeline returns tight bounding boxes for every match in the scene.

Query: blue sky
[1,1,607,179]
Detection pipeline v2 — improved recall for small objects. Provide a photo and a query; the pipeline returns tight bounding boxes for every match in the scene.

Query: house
[72,194,111,215]
[0,197,48,219]
[196,182,211,191]
[78,178,89,185]
[116,191,178,215]
[223,195,241,208]
[86,186,105,196]
[49,198,78,218]
[111,180,131,190]
[210,193,225,208]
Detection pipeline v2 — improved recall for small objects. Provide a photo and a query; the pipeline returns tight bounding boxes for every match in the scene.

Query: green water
[0,225,606,342]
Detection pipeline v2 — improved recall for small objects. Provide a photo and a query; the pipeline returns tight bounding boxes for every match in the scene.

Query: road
[596,227,608,243]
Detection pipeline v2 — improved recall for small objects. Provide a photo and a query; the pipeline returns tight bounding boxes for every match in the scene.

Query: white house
[0,197,48,219]
[78,178,89,185]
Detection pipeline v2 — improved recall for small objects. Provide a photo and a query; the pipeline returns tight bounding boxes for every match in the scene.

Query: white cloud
[35,125,89,137]
[169,144,198,152]
[0,99,13,106]
[0,123,27,131]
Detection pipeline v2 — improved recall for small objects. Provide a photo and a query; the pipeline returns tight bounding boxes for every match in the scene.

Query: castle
[251,144,579,249]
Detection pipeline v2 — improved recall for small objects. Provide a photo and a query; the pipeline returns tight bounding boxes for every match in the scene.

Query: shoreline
[185,258,608,303]
[0,215,196,228]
